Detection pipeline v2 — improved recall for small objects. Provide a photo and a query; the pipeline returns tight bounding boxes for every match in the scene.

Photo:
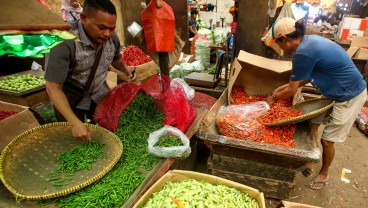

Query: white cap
[267,17,296,46]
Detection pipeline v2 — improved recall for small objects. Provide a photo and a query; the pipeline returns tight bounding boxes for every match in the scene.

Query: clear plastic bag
[216,101,270,141]
[148,125,191,159]
[171,78,195,101]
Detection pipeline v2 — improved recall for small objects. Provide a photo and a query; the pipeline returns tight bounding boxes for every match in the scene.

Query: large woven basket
[264,98,335,126]
[0,122,123,200]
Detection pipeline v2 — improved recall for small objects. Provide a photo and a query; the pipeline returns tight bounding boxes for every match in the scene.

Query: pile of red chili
[122,46,153,66]
[216,86,304,148]
[0,109,17,121]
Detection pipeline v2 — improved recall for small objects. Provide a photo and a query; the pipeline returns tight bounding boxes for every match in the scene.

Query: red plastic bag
[142,74,196,133]
[141,0,175,52]
[94,82,141,131]
[94,74,196,133]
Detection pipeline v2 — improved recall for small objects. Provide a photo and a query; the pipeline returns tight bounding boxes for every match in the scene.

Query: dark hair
[276,18,305,42]
[83,0,116,15]
[191,10,198,15]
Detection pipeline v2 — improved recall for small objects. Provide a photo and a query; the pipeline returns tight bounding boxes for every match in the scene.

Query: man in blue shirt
[267,17,367,190]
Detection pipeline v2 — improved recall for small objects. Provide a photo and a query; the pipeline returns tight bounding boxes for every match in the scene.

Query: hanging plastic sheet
[0,34,63,57]
[141,0,175,52]
[262,3,295,56]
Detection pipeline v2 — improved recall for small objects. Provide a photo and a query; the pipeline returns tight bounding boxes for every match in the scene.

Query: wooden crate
[0,70,49,108]
[196,88,321,199]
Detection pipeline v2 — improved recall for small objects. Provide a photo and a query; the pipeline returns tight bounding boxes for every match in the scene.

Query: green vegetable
[36,107,57,124]
[46,141,105,187]
[39,92,165,207]
[143,179,259,208]
[154,134,183,147]
[56,141,105,174]
[0,74,45,92]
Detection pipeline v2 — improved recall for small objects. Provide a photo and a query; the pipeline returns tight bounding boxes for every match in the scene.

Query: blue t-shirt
[291,35,366,102]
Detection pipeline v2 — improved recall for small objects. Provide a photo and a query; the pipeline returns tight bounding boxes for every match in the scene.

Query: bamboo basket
[0,122,123,200]
[264,98,335,126]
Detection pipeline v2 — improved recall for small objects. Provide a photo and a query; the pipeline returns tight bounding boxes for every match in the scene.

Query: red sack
[141,0,175,53]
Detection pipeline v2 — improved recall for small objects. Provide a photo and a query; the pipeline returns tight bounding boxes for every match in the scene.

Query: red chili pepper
[122,46,153,66]
[215,86,303,148]
[0,109,17,121]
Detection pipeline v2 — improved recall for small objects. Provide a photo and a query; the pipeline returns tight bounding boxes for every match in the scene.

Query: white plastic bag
[190,60,205,72]
[171,78,195,101]
[148,126,191,159]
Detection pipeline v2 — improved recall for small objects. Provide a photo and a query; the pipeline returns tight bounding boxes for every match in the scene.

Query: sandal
[308,176,329,190]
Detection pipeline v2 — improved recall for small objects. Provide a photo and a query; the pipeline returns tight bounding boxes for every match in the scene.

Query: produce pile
[122,46,153,66]
[41,92,164,207]
[189,92,218,110]
[154,134,183,147]
[143,179,259,208]
[0,74,45,92]
[0,109,17,121]
[217,86,302,148]
[46,142,105,187]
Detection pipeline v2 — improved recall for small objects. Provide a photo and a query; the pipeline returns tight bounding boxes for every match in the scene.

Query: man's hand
[46,81,91,141]
[267,93,275,105]
[125,70,136,82]
[71,120,91,141]
[112,58,136,82]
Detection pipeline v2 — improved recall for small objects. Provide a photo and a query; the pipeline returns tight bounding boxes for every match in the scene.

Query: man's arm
[111,58,136,80]
[46,81,90,141]
[189,25,198,35]
[267,80,309,104]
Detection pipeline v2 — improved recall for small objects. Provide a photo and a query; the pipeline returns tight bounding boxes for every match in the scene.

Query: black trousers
[54,101,97,123]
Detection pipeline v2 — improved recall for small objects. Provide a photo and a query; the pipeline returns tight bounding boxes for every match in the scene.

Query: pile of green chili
[40,91,164,207]
[154,134,183,147]
[46,141,105,187]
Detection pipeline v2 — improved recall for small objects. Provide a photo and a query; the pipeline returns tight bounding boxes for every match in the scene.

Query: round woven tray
[0,122,123,200]
[264,98,335,127]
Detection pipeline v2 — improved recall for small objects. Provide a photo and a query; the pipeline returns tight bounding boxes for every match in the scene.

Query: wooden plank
[209,142,314,169]
[0,89,49,108]
[211,169,294,199]
[203,88,228,127]
[184,72,219,88]
[212,154,296,182]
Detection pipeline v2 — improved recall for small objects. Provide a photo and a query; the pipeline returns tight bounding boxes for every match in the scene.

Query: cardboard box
[346,36,368,61]
[228,50,293,103]
[0,101,39,152]
[133,170,266,208]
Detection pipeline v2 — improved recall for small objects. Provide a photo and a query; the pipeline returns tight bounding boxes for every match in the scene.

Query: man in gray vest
[45,0,135,141]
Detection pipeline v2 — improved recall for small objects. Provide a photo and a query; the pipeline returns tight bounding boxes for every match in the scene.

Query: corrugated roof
[0,0,70,31]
